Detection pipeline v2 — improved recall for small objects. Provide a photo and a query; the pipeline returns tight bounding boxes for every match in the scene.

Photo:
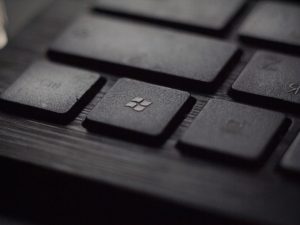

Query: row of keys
[1,0,300,173]
[48,11,300,107]
[95,0,300,51]
[0,60,296,173]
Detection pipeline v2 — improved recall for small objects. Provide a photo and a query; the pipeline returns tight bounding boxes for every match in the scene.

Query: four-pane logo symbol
[125,97,152,112]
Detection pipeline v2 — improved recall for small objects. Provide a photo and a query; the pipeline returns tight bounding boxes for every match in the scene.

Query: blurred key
[4,0,51,37]
[0,61,103,123]
[232,51,300,105]
[95,0,246,33]
[0,0,7,49]
[178,99,285,162]
[50,15,238,86]
[239,1,300,51]
[281,133,300,174]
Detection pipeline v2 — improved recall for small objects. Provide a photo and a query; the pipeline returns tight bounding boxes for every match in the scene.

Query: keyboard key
[178,99,285,162]
[84,78,191,143]
[0,61,103,123]
[232,51,300,105]
[95,0,246,33]
[281,133,300,174]
[50,15,238,85]
[239,1,300,50]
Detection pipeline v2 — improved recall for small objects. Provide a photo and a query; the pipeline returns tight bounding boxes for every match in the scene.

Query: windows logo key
[125,97,152,112]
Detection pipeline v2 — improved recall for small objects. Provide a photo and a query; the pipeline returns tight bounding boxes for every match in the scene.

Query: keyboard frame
[0,0,300,224]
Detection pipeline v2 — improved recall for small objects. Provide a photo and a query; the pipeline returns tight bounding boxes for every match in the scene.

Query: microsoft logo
[125,97,152,112]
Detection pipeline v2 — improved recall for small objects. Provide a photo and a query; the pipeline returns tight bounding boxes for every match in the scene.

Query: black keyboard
[0,0,300,225]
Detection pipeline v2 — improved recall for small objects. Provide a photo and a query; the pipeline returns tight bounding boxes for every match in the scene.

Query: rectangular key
[239,1,300,51]
[232,51,300,105]
[0,60,103,123]
[178,99,285,162]
[95,0,246,33]
[84,78,191,144]
[49,15,238,85]
[281,133,300,174]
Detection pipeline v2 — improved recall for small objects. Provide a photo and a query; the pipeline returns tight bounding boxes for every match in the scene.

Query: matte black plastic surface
[239,1,300,50]
[178,99,285,162]
[232,51,300,105]
[95,0,246,33]
[281,132,300,174]
[85,78,191,143]
[1,1,300,225]
[0,60,102,122]
[50,15,238,84]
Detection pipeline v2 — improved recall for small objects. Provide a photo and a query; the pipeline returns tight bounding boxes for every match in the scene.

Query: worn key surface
[84,78,191,144]
[49,15,238,86]
[239,1,300,51]
[178,99,286,163]
[232,51,300,106]
[0,60,103,123]
[281,133,300,175]
[95,0,246,33]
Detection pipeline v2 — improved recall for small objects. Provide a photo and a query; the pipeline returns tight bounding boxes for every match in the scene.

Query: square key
[0,61,102,122]
[85,78,191,142]
[178,99,285,162]
[239,1,300,50]
[232,51,300,105]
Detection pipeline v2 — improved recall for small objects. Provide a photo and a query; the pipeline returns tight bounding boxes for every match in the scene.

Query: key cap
[239,1,300,51]
[178,99,285,162]
[0,60,103,123]
[281,133,300,174]
[232,51,300,105]
[49,15,238,86]
[95,0,246,33]
[84,78,191,144]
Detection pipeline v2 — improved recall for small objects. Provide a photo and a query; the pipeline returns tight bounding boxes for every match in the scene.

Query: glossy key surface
[232,51,300,105]
[239,1,300,50]
[85,78,191,143]
[178,99,285,162]
[50,15,238,85]
[95,0,246,33]
[0,60,102,122]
